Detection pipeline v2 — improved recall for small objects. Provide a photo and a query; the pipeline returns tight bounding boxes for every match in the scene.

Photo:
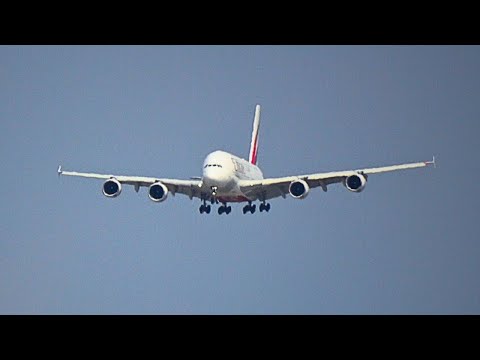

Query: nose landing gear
[210,186,218,197]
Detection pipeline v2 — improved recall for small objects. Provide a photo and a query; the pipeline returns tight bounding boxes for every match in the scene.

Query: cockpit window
[204,164,223,168]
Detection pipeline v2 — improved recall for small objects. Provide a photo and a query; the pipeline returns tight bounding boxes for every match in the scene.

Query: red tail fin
[248,105,261,165]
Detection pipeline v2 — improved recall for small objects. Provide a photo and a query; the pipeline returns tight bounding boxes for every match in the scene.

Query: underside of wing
[239,158,434,201]
[239,173,345,201]
[158,179,203,200]
[58,167,203,200]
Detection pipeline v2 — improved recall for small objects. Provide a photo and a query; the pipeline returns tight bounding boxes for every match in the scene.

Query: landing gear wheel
[259,202,270,212]
[218,204,231,215]
[243,203,257,214]
[199,204,211,214]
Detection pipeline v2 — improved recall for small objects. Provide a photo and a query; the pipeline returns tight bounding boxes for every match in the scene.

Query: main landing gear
[199,199,270,215]
[242,201,270,214]
[259,202,271,212]
[218,203,232,215]
[242,202,256,214]
[200,202,231,215]
[199,203,211,214]
[199,198,211,214]
[199,197,231,215]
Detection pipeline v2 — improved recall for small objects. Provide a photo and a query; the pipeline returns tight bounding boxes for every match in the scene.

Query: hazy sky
[1,45,479,314]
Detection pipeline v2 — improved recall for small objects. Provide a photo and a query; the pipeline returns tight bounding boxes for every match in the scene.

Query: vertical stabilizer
[248,104,261,165]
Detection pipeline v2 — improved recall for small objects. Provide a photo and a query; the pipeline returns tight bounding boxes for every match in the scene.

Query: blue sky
[1,45,479,314]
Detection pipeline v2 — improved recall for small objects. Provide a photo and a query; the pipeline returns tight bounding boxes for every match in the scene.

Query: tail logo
[248,105,261,165]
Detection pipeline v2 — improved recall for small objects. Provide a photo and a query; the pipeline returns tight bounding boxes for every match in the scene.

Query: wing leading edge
[238,157,435,201]
[58,167,203,199]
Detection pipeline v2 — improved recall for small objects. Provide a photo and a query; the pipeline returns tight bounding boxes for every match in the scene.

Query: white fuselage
[201,150,263,202]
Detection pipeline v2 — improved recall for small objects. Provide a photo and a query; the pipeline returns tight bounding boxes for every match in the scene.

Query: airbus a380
[58,105,435,215]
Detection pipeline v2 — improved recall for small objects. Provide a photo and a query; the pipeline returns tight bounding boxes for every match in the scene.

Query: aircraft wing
[57,166,203,199]
[238,158,435,201]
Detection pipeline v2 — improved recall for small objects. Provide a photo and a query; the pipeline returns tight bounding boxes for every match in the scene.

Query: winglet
[57,165,63,176]
[425,156,436,168]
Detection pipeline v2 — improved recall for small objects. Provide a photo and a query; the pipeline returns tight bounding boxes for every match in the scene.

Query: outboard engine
[148,182,168,202]
[344,173,367,193]
[103,178,122,198]
[289,179,310,199]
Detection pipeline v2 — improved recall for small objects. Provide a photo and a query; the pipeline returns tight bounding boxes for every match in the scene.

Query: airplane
[58,104,435,215]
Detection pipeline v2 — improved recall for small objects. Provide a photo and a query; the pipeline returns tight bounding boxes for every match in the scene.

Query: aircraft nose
[203,167,228,186]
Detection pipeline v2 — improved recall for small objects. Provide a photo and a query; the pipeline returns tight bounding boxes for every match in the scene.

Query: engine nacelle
[289,179,310,199]
[148,182,168,202]
[103,178,122,198]
[344,173,367,193]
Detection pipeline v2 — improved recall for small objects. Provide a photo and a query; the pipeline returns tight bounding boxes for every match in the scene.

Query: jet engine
[289,179,310,199]
[344,173,367,193]
[103,178,122,198]
[148,182,169,202]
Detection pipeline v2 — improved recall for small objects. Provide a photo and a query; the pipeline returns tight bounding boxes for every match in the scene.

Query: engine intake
[148,182,168,202]
[103,178,122,198]
[345,173,367,192]
[289,179,310,199]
